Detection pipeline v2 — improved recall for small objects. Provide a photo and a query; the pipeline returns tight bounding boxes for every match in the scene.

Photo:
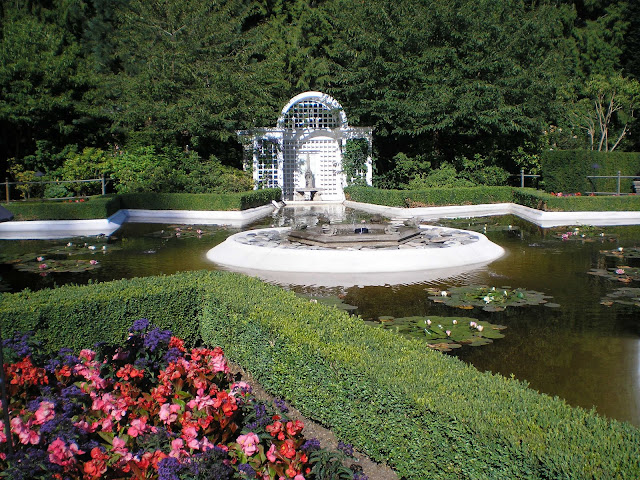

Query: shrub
[117,189,281,211]
[3,189,280,220]
[5,196,121,221]
[2,271,638,479]
[344,186,514,207]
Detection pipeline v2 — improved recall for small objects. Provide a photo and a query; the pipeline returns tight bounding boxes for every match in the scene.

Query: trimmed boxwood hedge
[4,195,122,221]
[1,271,638,479]
[346,186,640,212]
[344,186,515,207]
[117,189,281,211]
[3,188,281,220]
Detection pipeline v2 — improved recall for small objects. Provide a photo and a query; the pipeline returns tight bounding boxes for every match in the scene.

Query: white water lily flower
[426,319,432,326]
[469,321,477,328]
[477,325,484,332]
[452,319,458,325]
[483,296,492,303]
[441,291,448,297]
[445,330,452,337]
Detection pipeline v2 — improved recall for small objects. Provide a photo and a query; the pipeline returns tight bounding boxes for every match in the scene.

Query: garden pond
[1,206,639,427]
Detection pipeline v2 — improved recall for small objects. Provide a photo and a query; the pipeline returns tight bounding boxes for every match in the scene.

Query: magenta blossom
[236,432,260,456]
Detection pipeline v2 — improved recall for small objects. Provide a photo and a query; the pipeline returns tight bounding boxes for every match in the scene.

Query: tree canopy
[0,0,636,185]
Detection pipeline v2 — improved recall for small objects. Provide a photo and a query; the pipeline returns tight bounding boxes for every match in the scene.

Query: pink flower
[616,268,625,275]
[10,417,39,445]
[236,432,260,456]
[294,475,306,480]
[266,443,277,462]
[79,349,96,362]
[170,438,185,458]
[159,403,181,424]
[34,401,56,425]
[48,437,84,467]
[231,381,252,396]
[90,259,98,265]
[127,416,148,437]
[36,256,44,261]
[39,263,48,269]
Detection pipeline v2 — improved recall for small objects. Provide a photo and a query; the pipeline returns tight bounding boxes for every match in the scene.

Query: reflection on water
[1,208,639,427]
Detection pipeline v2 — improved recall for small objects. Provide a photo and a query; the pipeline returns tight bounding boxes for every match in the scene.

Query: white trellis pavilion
[238,91,373,201]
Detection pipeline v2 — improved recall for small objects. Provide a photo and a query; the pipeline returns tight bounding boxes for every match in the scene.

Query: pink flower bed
[0,320,360,479]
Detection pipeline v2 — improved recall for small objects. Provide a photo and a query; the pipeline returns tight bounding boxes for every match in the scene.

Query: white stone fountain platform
[206,225,505,286]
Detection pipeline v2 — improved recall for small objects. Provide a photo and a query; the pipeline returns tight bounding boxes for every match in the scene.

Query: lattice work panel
[283,101,340,130]
[255,140,279,189]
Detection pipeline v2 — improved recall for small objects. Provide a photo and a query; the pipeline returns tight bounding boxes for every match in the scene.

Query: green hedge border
[2,271,638,479]
[345,186,640,212]
[3,189,281,221]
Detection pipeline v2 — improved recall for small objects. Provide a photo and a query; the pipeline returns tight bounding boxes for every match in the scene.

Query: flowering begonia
[237,432,260,456]
[0,319,345,479]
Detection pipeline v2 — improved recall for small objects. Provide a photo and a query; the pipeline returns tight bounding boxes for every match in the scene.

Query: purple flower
[301,438,321,451]
[130,318,150,333]
[164,347,182,364]
[45,358,61,373]
[338,441,354,457]
[158,457,181,480]
[144,327,172,352]
[3,332,34,358]
[238,463,255,477]
[274,397,289,412]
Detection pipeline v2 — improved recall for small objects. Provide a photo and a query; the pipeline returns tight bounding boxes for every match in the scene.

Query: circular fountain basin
[206,225,505,286]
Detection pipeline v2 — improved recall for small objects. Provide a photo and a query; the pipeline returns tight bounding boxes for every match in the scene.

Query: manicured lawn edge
[2,271,638,479]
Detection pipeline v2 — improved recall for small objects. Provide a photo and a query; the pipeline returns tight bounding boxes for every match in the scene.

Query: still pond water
[1,207,639,427]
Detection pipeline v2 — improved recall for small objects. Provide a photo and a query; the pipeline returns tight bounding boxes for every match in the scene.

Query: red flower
[279,439,297,459]
[266,420,284,440]
[286,420,304,437]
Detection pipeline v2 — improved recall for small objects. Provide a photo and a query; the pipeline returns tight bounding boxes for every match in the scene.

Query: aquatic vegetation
[600,287,640,307]
[145,225,221,239]
[599,246,640,260]
[588,267,640,283]
[298,294,358,311]
[369,315,506,352]
[426,285,557,312]
[12,258,101,273]
[553,226,616,242]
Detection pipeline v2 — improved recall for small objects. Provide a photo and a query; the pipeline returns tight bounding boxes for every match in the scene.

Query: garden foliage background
[2,0,640,191]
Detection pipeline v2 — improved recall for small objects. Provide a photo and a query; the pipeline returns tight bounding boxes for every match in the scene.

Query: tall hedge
[1,271,639,479]
[540,150,640,194]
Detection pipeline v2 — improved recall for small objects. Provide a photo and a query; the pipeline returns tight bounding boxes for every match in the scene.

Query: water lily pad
[427,285,555,311]
[599,246,640,260]
[553,226,616,242]
[600,287,640,306]
[297,294,358,311]
[369,314,506,351]
[145,225,220,239]
[588,267,640,283]
[13,259,101,274]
